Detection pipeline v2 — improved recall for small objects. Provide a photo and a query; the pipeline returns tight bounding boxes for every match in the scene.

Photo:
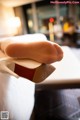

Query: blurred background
[0,0,80,48]
[0,0,80,120]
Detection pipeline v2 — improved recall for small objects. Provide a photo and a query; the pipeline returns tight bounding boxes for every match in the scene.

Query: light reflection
[7,17,21,28]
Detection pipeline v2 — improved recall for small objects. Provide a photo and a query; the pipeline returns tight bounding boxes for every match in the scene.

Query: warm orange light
[48,22,54,41]
[49,18,54,23]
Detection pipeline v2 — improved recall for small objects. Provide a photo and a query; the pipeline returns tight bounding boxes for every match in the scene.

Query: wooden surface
[0,46,80,120]
[36,46,80,89]
[0,73,35,120]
